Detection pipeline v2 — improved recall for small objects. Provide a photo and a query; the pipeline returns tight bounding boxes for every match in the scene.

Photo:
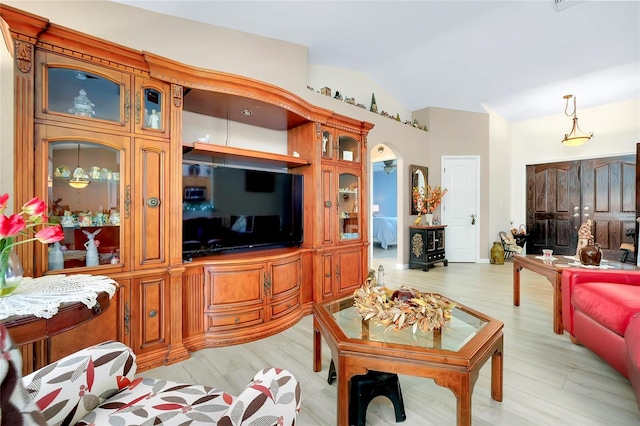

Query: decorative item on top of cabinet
[409,225,448,271]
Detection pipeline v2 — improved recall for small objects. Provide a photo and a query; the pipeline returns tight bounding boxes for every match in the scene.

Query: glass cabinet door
[322,130,334,160]
[338,172,359,240]
[46,67,123,123]
[142,88,163,130]
[48,141,122,270]
[135,78,170,137]
[338,134,360,163]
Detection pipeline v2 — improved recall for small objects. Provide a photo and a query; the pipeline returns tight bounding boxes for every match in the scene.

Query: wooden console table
[2,291,112,346]
[0,275,118,372]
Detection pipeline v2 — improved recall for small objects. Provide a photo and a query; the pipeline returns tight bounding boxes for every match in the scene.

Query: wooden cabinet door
[270,255,300,299]
[337,247,363,293]
[204,263,266,331]
[134,77,170,138]
[132,274,168,353]
[132,139,169,269]
[319,252,335,300]
[321,167,336,245]
[204,263,265,309]
[268,255,301,320]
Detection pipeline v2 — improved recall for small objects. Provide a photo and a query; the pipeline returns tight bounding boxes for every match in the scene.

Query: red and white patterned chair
[0,324,301,425]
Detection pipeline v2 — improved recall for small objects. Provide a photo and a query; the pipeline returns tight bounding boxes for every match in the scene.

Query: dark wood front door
[526,155,636,259]
[526,161,581,256]
[582,156,636,260]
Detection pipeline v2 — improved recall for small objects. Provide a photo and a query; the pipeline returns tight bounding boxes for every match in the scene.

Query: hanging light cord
[564,94,577,118]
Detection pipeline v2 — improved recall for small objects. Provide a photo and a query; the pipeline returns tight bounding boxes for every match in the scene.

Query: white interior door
[441,156,479,262]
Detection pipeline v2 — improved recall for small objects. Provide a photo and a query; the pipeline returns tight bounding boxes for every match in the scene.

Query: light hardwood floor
[141,260,640,425]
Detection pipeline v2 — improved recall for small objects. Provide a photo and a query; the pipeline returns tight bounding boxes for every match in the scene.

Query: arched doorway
[370,144,398,264]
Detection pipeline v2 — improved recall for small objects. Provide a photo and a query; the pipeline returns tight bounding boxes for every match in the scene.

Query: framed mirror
[410,164,428,215]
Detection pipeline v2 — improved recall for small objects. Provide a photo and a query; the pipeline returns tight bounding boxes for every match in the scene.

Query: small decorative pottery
[490,241,504,265]
[579,239,602,266]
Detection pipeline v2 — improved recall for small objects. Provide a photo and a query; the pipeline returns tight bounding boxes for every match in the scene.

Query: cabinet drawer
[270,294,299,319]
[427,251,446,262]
[205,309,264,331]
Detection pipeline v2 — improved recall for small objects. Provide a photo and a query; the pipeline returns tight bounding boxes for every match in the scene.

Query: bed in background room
[373,216,398,249]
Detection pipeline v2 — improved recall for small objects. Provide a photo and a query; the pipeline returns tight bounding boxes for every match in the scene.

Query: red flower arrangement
[0,194,64,292]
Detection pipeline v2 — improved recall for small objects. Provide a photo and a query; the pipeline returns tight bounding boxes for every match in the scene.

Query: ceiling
[112,0,640,122]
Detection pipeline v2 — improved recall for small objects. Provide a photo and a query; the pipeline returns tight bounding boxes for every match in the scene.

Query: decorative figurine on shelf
[83,228,101,267]
[61,210,75,228]
[68,89,96,117]
[149,109,160,129]
[110,211,120,226]
[91,166,101,179]
[333,91,343,100]
[370,92,378,113]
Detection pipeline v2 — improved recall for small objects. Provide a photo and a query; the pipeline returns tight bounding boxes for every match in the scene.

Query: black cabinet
[409,226,448,271]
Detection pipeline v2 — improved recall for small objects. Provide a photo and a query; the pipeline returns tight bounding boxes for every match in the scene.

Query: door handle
[470,214,476,225]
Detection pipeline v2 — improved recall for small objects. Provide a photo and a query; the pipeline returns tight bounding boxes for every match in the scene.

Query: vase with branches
[412,185,448,225]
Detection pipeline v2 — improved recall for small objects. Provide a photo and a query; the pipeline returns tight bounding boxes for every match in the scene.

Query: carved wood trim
[172,84,182,108]
[14,40,32,73]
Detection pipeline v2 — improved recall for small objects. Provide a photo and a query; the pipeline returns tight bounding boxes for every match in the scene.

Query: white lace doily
[0,274,117,320]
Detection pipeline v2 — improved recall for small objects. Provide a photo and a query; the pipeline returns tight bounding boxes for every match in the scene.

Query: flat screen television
[182,164,303,257]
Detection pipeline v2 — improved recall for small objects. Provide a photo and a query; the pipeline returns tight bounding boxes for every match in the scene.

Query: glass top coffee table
[313,294,504,426]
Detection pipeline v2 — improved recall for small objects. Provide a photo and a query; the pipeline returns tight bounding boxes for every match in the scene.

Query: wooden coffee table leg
[491,337,504,402]
[313,318,321,372]
[513,262,522,306]
[552,275,563,334]
[337,358,350,426]
[456,376,472,426]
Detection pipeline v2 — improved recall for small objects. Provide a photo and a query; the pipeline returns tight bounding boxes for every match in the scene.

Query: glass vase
[0,250,24,297]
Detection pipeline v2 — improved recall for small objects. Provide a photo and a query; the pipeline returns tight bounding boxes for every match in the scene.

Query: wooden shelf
[184,142,310,168]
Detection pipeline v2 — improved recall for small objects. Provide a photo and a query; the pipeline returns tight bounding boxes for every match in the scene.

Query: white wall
[308,64,412,124]
[509,98,640,230]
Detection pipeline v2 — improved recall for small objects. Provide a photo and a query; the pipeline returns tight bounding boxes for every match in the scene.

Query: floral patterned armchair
[0,324,300,425]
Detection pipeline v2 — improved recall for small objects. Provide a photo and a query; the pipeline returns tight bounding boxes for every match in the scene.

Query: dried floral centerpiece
[353,278,456,332]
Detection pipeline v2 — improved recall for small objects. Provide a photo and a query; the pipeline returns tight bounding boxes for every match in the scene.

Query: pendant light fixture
[68,143,90,189]
[561,94,593,146]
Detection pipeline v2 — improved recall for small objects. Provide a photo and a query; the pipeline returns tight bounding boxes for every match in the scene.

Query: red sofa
[561,269,640,409]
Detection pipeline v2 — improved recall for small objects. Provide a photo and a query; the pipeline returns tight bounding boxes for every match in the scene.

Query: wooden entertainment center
[1,5,373,371]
